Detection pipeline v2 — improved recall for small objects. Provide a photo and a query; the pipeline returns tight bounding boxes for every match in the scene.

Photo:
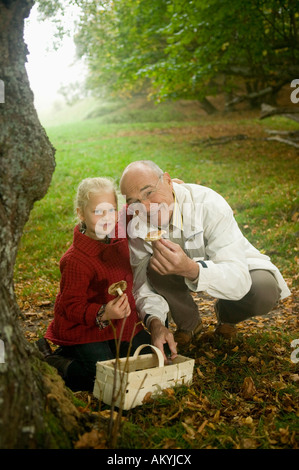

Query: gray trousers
[147,267,281,330]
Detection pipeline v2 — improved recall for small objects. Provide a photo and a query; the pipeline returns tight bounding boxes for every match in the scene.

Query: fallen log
[265,136,299,148]
[260,104,299,147]
[260,104,299,123]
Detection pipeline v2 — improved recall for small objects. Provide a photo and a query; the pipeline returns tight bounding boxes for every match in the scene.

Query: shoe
[36,337,53,358]
[214,323,237,339]
[45,355,74,380]
[174,319,203,348]
[214,301,237,339]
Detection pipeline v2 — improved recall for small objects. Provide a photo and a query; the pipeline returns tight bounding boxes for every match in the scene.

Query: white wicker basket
[93,344,195,410]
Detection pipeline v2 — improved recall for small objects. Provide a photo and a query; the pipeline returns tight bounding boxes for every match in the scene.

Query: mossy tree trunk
[0,0,85,448]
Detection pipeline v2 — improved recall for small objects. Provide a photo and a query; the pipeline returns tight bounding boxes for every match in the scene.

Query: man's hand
[150,238,199,281]
[149,318,177,363]
[171,178,184,184]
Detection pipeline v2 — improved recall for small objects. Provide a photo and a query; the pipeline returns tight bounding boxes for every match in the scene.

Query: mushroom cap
[145,230,166,242]
[108,280,127,296]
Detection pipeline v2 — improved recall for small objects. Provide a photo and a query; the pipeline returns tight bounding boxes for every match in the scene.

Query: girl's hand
[103,294,131,320]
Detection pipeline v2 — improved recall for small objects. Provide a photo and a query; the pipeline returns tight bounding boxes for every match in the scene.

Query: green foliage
[70,0,299,103]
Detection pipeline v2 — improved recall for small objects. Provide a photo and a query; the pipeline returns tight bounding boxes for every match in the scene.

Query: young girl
[38,177,150,391]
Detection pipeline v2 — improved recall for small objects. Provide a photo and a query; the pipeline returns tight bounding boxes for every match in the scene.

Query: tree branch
[260,104,299,120]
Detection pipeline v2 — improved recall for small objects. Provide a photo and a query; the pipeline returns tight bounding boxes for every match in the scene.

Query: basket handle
[132,344,164,368]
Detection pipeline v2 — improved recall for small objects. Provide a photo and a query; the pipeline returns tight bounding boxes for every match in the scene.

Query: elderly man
[120,160,290,360]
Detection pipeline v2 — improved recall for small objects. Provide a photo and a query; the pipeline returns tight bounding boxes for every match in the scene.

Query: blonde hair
[75,177,117,220]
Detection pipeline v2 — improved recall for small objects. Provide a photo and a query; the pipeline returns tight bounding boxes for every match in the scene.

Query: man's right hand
[149,318,177,363]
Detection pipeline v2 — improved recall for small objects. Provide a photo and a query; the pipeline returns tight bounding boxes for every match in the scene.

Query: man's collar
[171,190,183,231]
[172,183,203,239]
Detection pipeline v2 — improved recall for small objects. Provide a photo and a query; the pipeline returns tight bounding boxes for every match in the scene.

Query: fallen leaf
[142,392,153,404]
[98,410,121,421]
[279,427,289,444]
[290,374,299,382]
[197,419,208,433]
[272,380,287,390]
[196,367,204,378]
[182,422,196,439]
[242,438,259,449]
[205,351,215,359]
[163,388,175,397]
[37,300,52,307]
[253,395,263,403]
[241,377,256,399]
[244,416,253,425]
[248,356,259,364]
[213,410,221,422]
[162,438,179,449]
[75,429,107,449]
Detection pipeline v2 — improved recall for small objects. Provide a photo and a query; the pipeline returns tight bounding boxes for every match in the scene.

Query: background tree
[68,0,299,111]
[0,0,84,448]
[140,0,299,108]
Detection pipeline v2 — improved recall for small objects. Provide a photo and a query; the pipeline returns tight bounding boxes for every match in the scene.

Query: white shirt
[127,183,291,325]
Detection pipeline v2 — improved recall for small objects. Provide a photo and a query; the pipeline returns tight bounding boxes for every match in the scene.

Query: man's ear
[163,172,173,187]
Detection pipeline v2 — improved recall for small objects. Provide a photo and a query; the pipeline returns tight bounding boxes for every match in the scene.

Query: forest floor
[20,289,298,450]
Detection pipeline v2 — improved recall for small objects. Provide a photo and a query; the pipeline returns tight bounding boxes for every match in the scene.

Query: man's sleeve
[185,195,252,300]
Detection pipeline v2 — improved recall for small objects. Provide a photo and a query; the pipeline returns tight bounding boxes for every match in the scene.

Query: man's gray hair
[121,160,164,180]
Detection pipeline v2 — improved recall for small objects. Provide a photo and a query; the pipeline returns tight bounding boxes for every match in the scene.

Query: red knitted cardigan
[45,224,143,346]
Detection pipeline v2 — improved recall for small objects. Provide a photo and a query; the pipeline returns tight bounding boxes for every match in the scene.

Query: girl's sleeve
[56,258,102,326]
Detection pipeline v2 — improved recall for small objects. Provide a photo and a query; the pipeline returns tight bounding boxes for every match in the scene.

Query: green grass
[15,106,298,303]
[14,99,299,449]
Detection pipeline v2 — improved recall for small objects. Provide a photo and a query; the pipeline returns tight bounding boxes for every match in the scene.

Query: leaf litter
[19,288,299,449]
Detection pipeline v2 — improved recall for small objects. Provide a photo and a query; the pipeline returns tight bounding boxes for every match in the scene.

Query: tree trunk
[199,97,218,115]
[0,0,85,448]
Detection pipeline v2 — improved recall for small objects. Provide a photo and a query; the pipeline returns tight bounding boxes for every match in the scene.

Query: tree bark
[199,97,218,115]
[0,0,85,448]
[260,104,299,122]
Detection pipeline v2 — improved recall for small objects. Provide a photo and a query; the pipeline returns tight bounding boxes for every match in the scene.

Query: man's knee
[248,270,281,316]
[147,263,186,294]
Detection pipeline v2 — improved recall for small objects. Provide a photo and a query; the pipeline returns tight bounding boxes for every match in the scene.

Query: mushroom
[108,280,127,296]
[145,229,166,242]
